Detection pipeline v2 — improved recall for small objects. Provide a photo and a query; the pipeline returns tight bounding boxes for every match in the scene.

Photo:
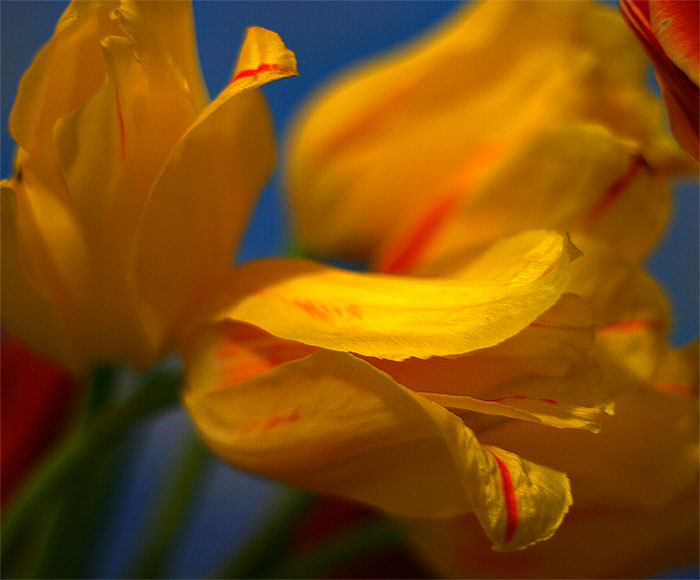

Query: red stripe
[487,450,518,545]
[486,394,560,405]
[581,155,648,227]
[653,383,697,397]
[377,195,459,274]
[231,63,287,83]
[596,318,661,334]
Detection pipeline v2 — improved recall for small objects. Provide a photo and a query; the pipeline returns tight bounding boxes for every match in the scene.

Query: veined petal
[365,293,609,432]
[55,24,198,257]
[286,0,686,261]
[569,236,671,394]
[418,358,608,433]
[132,27,297,352]
[188,230,575,361]
[9,1,120,159]
[481,349,699,509]
[399,125,670,272]
[185,343,571,551]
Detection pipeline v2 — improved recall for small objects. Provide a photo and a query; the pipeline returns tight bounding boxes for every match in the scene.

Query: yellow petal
[395,125,672,273]
[0,184,72,367]
[117,0,209,108]
[568,236,671,395]
[188,230,574,361]
[285,0,685,262]
[480,370,699,510]
[1,159,88,342]
[9,1,120,158]
[132,27,297,351]
[365,293,610,432]
[185,338,571,551]
[54,23,197,258]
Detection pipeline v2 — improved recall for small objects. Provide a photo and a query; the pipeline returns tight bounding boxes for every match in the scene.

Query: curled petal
[185,341,571,551]
[186,230,575,361]
[133,28,297,352]
[366,293,610,432]
[404,489,699,580]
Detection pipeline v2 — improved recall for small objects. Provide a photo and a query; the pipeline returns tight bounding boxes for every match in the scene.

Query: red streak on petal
[231,63,288,84]
[114,85,126,163]
[485,394,560,405]
[291,299,333,321]
[261,404,302,433]
[581,154,648,228]
[487,450,518,546]
[377,195,460,274]
[238,404,302,438]
[653,383,698,398]
[596,318,662,334]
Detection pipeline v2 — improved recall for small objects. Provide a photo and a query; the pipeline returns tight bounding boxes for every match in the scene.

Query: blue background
[1,2,697,578]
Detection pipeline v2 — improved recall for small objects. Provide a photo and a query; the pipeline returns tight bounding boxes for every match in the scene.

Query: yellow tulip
[282,0,698,570]
[185,0,691,555]
[2,0,297,372]
[285,0,694,271]
[184,228,610,552]
[2,1,617,552]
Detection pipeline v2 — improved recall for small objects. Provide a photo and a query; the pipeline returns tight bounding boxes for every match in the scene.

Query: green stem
[26,365,122,578]
[131,427,210,578]
[1,369,183,565]
[213,488,318,579]
[269,517,402,579]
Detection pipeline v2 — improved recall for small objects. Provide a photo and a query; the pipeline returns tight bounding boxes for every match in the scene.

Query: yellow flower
[2,0,614,552]
[281,0,698,570]
[183,229,606,552]
[2,1,297,372]
[285,0,693,271]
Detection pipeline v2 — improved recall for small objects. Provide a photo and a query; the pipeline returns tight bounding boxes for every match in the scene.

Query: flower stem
[1,368,183,567]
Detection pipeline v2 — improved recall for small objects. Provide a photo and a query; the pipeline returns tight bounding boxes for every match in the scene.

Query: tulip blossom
[620,0,700,161]
[285,0,692,270]
[282,0,698,571]
[2,1,297,373]
[2,0,620,553]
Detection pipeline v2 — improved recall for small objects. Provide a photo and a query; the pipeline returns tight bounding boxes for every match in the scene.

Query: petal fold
[185,341,571,551]
[188,230,575,361]
[9,1,120,158]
